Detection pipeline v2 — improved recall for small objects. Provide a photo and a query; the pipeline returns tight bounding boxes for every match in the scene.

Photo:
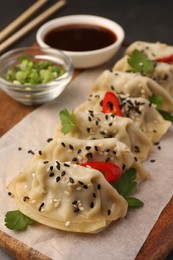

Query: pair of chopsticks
[0,0,66,53]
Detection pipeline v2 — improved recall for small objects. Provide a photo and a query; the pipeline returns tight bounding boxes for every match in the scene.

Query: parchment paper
[0,63,173,260]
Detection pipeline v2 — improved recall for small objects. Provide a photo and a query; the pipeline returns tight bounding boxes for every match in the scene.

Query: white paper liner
[0,63,172,260]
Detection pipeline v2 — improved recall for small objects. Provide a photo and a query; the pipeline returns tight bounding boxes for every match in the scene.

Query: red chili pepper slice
[156,54,173,64]
[80,161,122,183]
[102,91,122,116]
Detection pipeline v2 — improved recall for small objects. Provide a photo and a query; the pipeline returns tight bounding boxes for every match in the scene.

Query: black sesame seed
[50,166,53,171]
[90,202,94,208]
[38,203,44,211]
[61,142,66,147]
[56,176,61,182]
[47,138,53,142]
[88,116,92,122]
[105,157,110,162]
[158,146,161,150]
[38,150,42,156]
[83,184,88,189]
[69,144,74,150]
[107,209,111,216]
[72,200,77,205]
[85,152,93,159]
[122,164,126,170]
[18,147,22,151]
[150,159,156,163]
[87,127,91,133]
[109,122,113,127]
[93,193,96,198]
[56,163,61,170]
[77,149,82,154]
[43,160,49,164]
[8,192,12,196]
[105,114,109,120]
[23,196,30,202]
[49,172,54,177]
[61,171,66,176]
[28,150,35,155]
[72,157,78,162]
[134,157,138,162]
[86,146,91,150]
[94,146,98,151]
[97,184,101,190]
[73,207,80,213]
[69,177,74,183]
[64,163,70,167]
[78,181,84,185]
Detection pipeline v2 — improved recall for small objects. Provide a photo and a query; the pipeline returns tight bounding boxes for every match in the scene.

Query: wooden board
[0,75,173,260]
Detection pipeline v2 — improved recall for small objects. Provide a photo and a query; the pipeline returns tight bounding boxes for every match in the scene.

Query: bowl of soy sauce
[36,15,125,68]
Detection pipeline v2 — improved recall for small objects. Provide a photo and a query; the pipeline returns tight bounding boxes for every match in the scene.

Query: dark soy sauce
[44,24,117,52]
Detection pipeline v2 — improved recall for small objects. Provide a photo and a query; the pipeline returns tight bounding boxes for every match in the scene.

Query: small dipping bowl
[0,47,73,105]
[36,15,125,68]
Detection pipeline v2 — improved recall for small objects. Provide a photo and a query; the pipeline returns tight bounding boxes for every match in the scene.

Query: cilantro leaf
[112,168,144,208]
[126,197,144,208]
[59,109,75,134]
[158,109,173,122]
[5,210,34,231]
[149,94,164,109]
[128,50,155,74]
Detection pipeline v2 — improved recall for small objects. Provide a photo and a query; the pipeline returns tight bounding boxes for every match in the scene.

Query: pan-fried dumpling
[40,137,149,184]
[74,92,171,143]
[91,70,173,112]
[8,161,127,233]
[57,110,153,162]
[113,41,173,98]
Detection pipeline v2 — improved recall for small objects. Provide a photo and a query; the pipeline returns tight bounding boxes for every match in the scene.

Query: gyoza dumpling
[113,41,173,97]
[40,137,149,184]
[8,161,127,233]
[91,70,173,112]
[74,92,171,143]
[57,110,153,162]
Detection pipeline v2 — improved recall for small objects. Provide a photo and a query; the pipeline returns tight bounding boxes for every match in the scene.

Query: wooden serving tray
[0,74,173,259]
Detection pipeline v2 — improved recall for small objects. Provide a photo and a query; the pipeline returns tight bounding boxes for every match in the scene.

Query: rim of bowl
[36,14,125,57]
[0,46,73,91]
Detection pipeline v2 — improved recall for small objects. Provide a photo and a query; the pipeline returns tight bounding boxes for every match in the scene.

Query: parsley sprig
[128,50,155,74]
[149,94,173,122]
[112,168,144,208]
[5,210,34,231]
[59,109,75,134]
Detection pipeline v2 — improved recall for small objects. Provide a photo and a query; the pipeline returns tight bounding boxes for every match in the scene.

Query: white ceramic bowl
[36,15,125,68]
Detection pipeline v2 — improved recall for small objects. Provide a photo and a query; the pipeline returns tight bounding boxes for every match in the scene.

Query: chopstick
[0,0,66,53]
[1,0,48,42]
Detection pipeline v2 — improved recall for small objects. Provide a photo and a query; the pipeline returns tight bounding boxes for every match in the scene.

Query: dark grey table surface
[0,0,173,259]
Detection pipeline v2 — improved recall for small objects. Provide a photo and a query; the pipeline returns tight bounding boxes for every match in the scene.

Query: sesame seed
[78,181,84,185]
[64,163,70,167]
[38,150,42,156]
[93,193,96,198]
[69,177,75,183]
[72,157,78,162]
[73,207,80,213]
[23,196,30,202]
[61,171,66,176]
[97,184,101,190]
[8,192,12,196]
[83,184,88,189]
[86,146,91,150]
[90,202,94,208]
[94,146,98,151]
[28,150,35,155]
[76,186,82,191]
[43,160,49,164]
[56,176,61,182]
[38,203,45,211]
[49,172,54,177]
[107,209,111,215]
[69,144,74,150]
[65,221,71,227]
[18,147,22,151]
[150,159,156,163]
[77,149,82,154]
[50,166,53,171]
[47,138,53,142]
[61,142,66,147]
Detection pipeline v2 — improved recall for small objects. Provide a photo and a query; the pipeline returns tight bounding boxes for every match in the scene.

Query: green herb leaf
[149,94,164,109]
[112,168,144,208]
[59,109,75,134]
[128,50,155,74]
[126,197,144,208]
[5,210,34,231]
[158,109,173,122]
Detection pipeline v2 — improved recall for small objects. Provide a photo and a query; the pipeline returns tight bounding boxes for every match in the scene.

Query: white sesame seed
[31,200,36,204]
[32,173,35,178]
[65,221,71,227]
[64,191,70,196]
[76,186,82,191]
[79,207,84,211]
